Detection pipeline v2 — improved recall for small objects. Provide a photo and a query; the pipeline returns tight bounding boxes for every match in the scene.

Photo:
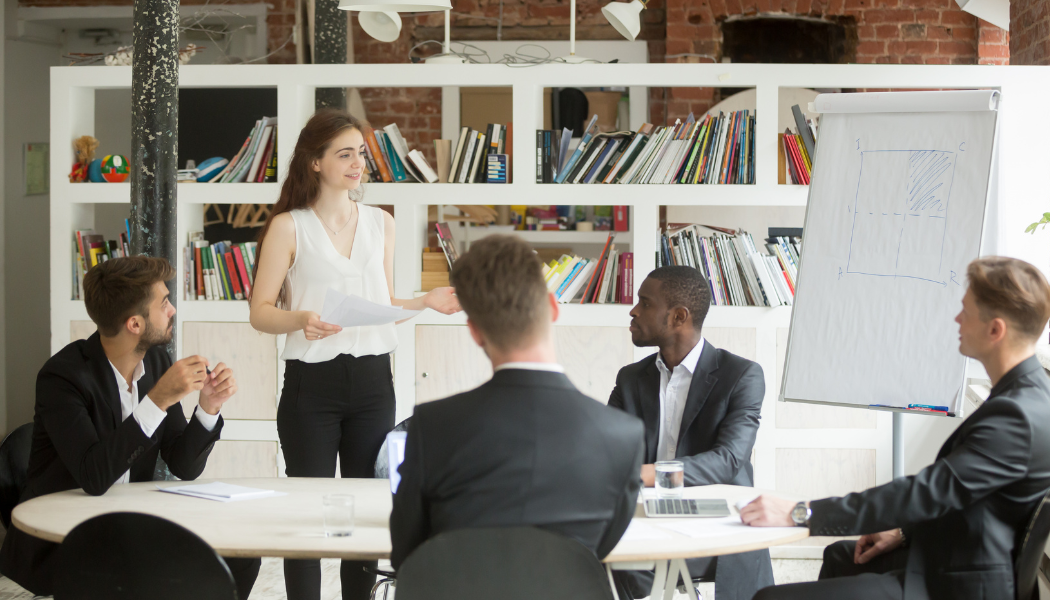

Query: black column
[130,0,179,356]
[314,0,347,109]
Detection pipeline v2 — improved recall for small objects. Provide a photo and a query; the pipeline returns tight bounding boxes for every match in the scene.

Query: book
[182,234,257,302]
[435,222,460,268]
[364,128,393,183]
[450,126,471,184]
[246,124,273,183]
[407,150,439,183]
[381,133,408,182]
[791,104,817,164]
[556,115,599,184]
[467,133,487,184]
[434,139,452,183]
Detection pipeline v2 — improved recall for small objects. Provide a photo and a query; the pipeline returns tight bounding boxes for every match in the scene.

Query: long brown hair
[252,108,364,306]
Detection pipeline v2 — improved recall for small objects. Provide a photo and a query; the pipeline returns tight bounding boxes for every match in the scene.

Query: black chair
[395,526,615,600]
[0,423,33,530]
[1015,488,1050,600]
[373,417,411,479]
[54,512,238,600]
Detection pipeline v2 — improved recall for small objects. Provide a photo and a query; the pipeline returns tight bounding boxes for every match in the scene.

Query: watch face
[792,504,808,524]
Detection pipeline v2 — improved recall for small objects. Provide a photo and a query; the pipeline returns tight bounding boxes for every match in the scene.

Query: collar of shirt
[109,359,146,395]
[494,362,566,373]
[655,337,705,377]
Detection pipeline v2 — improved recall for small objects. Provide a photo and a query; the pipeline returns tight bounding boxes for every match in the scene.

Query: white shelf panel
[362,183,808,207]
[66,182,130,204]
[180,182,281,205]
[461,228,632,245]
[179,301,251,323]
[59,300,91,321]
[407,303,790,328]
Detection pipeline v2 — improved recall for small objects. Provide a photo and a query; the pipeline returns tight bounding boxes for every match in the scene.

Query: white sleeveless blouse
[280,204,398,362]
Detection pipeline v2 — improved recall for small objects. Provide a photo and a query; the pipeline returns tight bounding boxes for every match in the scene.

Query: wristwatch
[791,501,812,527]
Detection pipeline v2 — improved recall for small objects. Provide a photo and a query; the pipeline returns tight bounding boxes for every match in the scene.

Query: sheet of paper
[620,520,675,542]
[652,515,798,539]
[157,484,287,503]
[320,288,421,328]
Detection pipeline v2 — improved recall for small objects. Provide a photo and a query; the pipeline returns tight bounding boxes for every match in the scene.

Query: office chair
[54,512,238,600]
[395,526,615,600]
[1015,488,1050,600]
[373,417,411,479]
[0,423,32,530]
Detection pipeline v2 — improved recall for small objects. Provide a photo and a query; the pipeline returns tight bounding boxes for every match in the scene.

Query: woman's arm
[382,210,460,315]
[249,212,342,338]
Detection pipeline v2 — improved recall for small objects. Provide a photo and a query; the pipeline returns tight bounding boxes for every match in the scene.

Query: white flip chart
[781,91,1000,415]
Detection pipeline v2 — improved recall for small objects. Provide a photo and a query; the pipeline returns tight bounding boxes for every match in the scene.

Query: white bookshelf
[51,63,1046,492]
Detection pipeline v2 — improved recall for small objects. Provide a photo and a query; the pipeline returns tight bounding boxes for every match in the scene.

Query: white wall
[0,0,6,435]
[4,0,61,431]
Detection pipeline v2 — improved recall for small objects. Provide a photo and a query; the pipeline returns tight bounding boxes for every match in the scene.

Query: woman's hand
[423,287,461,315]
[299,311,342,341]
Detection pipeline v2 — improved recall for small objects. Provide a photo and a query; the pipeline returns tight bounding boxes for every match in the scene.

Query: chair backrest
[0,423,33,530]
[54,512,238,600]
[374,417,411,479]
[1016,488,1050,600]
[395,526,615,600]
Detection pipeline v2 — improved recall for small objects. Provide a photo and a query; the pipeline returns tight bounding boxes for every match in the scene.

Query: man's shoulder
[40,338,92,378]
[617,353,658,378]
[707,345,761,376]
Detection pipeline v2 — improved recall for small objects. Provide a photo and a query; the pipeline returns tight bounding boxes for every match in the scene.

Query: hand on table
[739,494,798,527]
[854,529,903,564]
[640,464,656,487]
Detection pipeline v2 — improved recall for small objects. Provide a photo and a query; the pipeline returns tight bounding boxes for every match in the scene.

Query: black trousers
[753,539,909,600]
[278,353,396,600]
[224,557,262,600]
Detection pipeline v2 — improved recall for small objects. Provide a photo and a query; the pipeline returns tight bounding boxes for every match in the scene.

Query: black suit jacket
[389,368,645,569]
[809,355,1050,600]
[608,344,773,600]
[0,332,223,595]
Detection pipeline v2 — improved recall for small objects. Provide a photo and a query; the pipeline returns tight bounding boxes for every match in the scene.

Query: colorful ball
[101,155,130,182]
[196,157,228,183]
[87,159,105,182]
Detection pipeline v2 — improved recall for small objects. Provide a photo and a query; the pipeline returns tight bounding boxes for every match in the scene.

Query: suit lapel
[84,333,123,429]
[639,360,661,462]
[677,345,719,447]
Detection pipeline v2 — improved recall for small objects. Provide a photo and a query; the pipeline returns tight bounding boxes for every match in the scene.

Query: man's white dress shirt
[109,360,219,485]
[654,338,705,462]
[494,362,566,373]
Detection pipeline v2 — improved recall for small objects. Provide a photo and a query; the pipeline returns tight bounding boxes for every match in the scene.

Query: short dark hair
[967,256,1050,341]
[648,266,712,329]
[83,256,175,336]
[450,235,550,352]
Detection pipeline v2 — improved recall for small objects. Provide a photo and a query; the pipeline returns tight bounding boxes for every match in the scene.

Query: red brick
[915,9,940,21]
[875,24,900,37]
[927,25,952,39]
[979,42,1011,57]
[901,23,926,38]
[900,55,924,63]
[952,26,978,40]
[938,40,974,54]
[865,9,916,22]
[925,55,951,63]
[905,40,938,53]
[858,24,877,38]
[941,10,976,25]
[390,101,415,115]
[858,41,887,54]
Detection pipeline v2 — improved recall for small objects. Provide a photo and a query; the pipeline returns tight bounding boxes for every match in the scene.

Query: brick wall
[1011,0,1049,64]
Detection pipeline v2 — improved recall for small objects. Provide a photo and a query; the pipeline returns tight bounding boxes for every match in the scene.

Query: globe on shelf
[101,155,129,183]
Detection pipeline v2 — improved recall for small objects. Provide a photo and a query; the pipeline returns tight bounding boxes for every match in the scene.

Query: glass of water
[655,461,685,498]
[323,494,355,537]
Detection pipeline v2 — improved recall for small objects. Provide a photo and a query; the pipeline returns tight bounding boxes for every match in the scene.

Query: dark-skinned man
[608,266,773,600]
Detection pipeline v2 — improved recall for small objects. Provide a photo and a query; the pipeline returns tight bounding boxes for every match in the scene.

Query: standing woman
[249,109,459,600]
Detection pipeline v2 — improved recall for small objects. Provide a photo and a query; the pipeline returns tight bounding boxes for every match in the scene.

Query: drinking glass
[323,494,355,537]
[654,461,685,498]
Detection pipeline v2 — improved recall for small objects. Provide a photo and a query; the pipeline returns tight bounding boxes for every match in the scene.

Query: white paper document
[320,288,421,328]
[620,520,675,542]
[157,482,287,503]
[652,515,797,539]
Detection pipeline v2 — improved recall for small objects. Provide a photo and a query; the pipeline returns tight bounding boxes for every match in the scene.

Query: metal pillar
[130,0,180,357]
[892,411,904,479]
[314,0,347,109]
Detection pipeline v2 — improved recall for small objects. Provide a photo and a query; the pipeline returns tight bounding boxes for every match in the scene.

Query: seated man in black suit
[742,256,1050,600]
[609,266,773,600]
[0,256,260,598]
[389,235,645,571]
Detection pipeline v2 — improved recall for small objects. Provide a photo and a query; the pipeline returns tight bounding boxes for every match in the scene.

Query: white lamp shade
[359,10,403,41]
[954,0,1009,30]
[339,0,451,12]
[602,0,644,41]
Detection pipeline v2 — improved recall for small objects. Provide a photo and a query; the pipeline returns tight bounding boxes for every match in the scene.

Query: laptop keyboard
[651,499,701,515]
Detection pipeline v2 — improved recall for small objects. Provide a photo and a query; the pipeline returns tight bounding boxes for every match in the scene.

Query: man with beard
[608,266,773,600]
[0,256,260,598]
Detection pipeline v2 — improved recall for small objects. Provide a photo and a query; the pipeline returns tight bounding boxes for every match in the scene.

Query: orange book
[194,246,205,300]
[365,128,393,183]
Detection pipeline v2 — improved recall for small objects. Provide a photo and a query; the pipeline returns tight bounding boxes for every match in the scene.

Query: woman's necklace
[314,201,355,235]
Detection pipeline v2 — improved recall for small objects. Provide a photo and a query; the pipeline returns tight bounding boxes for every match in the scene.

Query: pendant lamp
[424,10,467,63]
[339,0,451,13]
[601,0,647,41]
[358,11,402,42]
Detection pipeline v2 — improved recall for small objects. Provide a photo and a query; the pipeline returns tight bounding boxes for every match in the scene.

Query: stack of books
[657,225,802,307]
[779,105,818,185]
[447,124,511,184]
[542,233,633,304]
[364,124,439,183]
[209,117,278,183]
[184,232,257,301]
[536,110,756,185]
[71,220,132,299]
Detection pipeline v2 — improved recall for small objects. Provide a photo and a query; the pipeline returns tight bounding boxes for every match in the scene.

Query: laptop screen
[386,431,408,494]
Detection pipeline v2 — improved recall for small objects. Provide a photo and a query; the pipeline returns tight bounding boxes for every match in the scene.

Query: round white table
[14,478,806,599]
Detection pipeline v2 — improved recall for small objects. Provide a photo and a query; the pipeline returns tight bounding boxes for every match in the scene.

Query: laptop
[643,498,731,518]
[386,431,408,494]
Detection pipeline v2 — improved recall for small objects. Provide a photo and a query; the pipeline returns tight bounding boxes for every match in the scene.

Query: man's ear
[671,306,691,330]
[124,314,144,337]
[466,318,485,350]
[548,292,560,323]
[988,316,1008,345]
